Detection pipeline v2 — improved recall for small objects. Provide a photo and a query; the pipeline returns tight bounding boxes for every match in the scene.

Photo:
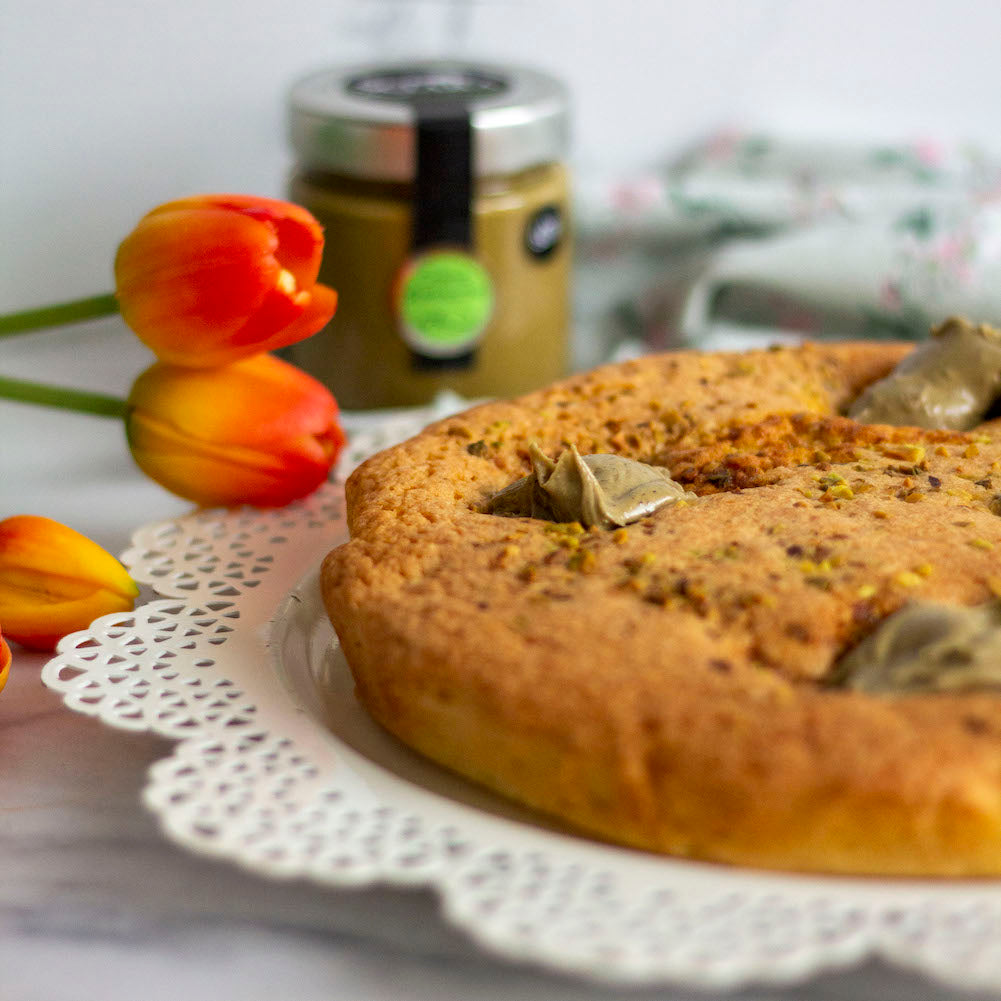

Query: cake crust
[322,341,1001,875]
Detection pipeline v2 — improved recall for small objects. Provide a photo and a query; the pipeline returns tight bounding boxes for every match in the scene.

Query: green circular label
[397,251,494,358]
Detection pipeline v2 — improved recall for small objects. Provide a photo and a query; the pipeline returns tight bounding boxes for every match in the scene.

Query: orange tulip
[0,628,10,693]
[114,194,338,367]
[126,353,346,507]
[0,516,139,651]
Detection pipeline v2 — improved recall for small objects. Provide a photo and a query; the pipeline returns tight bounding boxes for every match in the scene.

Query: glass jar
[285,61,571,408]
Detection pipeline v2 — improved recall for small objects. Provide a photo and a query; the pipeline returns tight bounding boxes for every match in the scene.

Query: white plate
[39,430,1001,993]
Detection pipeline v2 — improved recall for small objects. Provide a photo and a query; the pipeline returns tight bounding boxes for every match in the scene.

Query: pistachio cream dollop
[487,443,695,529]
[835,600,1001,694]
[848,317,1001,430]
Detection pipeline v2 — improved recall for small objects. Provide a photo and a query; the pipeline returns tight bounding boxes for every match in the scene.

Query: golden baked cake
[322,327,1001,875]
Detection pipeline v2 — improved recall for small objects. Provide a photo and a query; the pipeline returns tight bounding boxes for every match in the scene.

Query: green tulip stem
[0,292,120,337]
[0,375,128,418]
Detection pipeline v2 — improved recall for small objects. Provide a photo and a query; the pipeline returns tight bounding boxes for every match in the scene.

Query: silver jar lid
[288,60,569,181]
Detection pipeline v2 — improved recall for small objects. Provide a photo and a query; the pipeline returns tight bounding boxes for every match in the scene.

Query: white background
[3,0,1001,315]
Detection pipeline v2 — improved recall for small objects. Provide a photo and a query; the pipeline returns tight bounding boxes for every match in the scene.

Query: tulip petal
[115,194,333,367]
[143,195,324,287]
[126,354,345,507]
[0,516,139,651]
[128,413,339,507]
[116,209,279,350]
[197,194,325,288]
[0,635,10,693]
[0,583,136,651]
[229,282,338,354]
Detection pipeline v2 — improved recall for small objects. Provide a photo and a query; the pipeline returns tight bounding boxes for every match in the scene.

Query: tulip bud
[126,353,346,507]
[0,629,11,693]
[0,516,139,651]
[114,194,337,367]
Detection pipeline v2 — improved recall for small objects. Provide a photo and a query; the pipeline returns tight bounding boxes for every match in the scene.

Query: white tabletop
[0,318,986,1001]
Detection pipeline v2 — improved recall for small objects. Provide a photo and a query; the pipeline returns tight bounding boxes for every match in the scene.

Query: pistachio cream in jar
[286,61,571,408]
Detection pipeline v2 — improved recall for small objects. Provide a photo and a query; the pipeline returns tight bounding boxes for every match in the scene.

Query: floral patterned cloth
[573,132,1001,366]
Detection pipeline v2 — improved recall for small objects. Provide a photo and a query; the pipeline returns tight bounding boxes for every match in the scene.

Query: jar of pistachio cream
[285,60,571,408]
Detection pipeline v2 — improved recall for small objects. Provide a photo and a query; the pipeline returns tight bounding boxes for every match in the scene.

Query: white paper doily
[40,412,1001,993]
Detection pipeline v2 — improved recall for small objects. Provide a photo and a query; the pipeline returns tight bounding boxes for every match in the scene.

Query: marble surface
[0,319,996,1001]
